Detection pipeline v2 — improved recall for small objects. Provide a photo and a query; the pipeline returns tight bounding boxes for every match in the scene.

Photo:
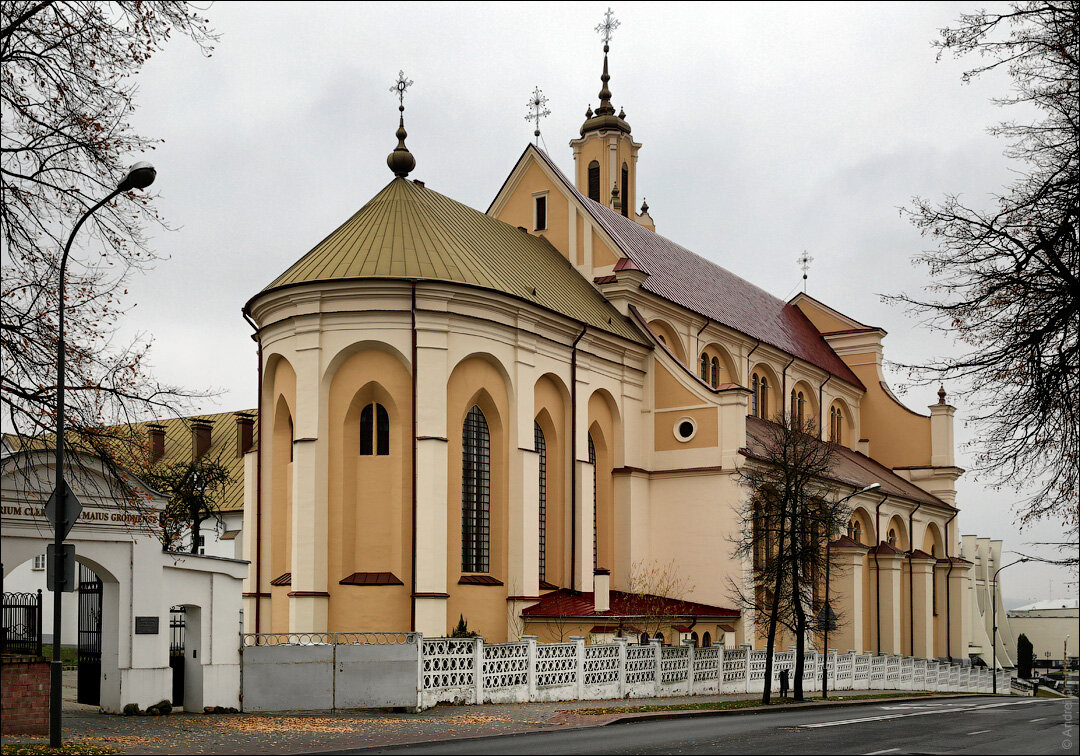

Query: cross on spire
[595,7,620,47]
[390,70,413,109]
[798,250,814,292]
[525,86,551,144]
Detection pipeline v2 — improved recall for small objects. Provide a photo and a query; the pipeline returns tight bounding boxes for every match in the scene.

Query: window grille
[711,357,719,388]
[359,403,390,455]
[462,406,491,573]
[760,377,769,418]
[700,354,709,381]
[752,374,759,416]
[535,421,547,582]
[589,433,597,569]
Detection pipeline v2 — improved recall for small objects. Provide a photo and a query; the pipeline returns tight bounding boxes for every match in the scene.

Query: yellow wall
[653,408,717,452]
[589,390,619,580]
[493,161,572,263]
[846,355,932,468]
[535,374,570,588]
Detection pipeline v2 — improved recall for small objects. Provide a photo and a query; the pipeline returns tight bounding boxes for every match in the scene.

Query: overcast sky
[109,1,1074,607]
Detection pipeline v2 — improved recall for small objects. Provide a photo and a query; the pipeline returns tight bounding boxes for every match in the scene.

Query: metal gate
[77,564,102,706]
[169,606,186,705]
[1,589,43,657]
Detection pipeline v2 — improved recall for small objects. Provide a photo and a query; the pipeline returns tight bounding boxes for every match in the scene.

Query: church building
[240,28,972,658]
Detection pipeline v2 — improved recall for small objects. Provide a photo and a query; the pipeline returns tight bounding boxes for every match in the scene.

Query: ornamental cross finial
[525,86,551,143]
[798,250,814,292]
[390,70,413,108]
[595,7,619,47]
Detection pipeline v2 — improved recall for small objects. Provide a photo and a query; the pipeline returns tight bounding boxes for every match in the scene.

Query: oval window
[674,418,697,442]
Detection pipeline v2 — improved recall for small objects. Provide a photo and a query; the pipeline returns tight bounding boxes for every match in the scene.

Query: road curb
[602,693,994,727]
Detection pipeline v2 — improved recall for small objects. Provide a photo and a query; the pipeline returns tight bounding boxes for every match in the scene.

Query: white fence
[420,635,1006,709]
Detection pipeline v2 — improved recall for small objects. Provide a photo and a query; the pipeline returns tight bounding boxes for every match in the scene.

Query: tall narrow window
[462,406,490,573]
[588,160,601,202]
[790,390,797,423]
[760,377,769,419]
[710,357,720,388]
[534,195,547,231]
[359,403,390,455]
[798,392,806,425]
[751,374,759,416]
[535,421,547,582]
[700,353,709,381]
[589,433,597,569]
[621,163,629,217]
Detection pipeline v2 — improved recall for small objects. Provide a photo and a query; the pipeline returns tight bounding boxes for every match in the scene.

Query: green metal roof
[257,177,644,343]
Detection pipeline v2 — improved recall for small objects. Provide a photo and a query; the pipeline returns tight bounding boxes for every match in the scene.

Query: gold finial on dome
[387,70,416,178]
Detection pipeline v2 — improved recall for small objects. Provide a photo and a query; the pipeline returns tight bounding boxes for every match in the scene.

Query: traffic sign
[45,480,82,540]
[46,543,76,593]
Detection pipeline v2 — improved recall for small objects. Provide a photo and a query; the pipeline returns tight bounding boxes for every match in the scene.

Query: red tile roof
[522,588,739,619]
[339,572,403,586]
[743,416,954,510]
[526,146,863,388]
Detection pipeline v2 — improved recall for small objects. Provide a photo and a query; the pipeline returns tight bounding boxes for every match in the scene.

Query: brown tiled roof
[269,572,291,586]
[869,542,905,556]
[458,575,504,586]
[909,549,936,560]
[743,416,954,510]
[525,146,863,388]
[522,589,739,619]
[829,535,867,550]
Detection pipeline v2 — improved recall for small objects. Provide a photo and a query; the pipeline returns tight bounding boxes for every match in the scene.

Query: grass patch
[1,744,118,755]
[571,691,957,715]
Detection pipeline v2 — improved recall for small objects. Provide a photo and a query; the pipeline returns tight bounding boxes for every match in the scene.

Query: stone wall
[1,657,49,735]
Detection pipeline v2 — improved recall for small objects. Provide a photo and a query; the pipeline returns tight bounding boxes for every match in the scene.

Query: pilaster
[909,552,936,659]
[872,548,904,655]
[829,542,866,654]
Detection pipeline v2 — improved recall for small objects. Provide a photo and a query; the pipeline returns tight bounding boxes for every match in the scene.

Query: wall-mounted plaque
[134,616,159,635]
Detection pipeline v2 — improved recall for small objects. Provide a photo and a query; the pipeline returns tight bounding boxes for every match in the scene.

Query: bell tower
[570,9,647,226]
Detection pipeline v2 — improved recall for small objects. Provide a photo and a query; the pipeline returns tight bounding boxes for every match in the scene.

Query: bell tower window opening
[462,405,491,573]
[621,163,629,217]
[588,160,601,202]
[535,421,547,582]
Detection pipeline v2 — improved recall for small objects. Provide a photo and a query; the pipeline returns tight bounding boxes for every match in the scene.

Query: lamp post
[49,162,156,747]
[991,556,1027,696]
[821,482,881,699]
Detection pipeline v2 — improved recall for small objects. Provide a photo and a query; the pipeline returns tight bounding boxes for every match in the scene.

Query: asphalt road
[331,696,1078,755]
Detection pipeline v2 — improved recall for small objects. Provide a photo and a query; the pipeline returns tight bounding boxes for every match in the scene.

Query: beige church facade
[240,45,974,658]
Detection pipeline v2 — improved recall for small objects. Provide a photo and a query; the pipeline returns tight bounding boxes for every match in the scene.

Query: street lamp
[822,482,881,699]
[50,162,156,747]
[991,556,1028,695]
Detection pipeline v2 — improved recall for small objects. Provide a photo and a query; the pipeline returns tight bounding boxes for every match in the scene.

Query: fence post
[742,643,752,694]
[615,636,628,699]
[570,636,585,700]
[523,635,538,701]
[473,638,484,705]
[684,640,696,693]
[414,633,424,711]
[652,638,663,697]
[717,642,725,695]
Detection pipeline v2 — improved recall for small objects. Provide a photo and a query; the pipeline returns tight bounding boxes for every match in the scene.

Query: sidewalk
[2,679,975,755]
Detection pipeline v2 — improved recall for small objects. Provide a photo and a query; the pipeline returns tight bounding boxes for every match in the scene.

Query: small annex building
[238,33,977,660]
[1,449,246,713]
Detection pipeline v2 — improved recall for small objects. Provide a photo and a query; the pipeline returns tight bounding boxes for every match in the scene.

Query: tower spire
[581,9,630,136]
[387,70,416,178]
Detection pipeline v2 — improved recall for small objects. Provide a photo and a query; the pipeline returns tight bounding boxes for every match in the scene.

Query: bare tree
[626,558,697,641]
[893,1,1079,559]
[143,451,231,554]
[731,413,846,702]
[1,2,217,521]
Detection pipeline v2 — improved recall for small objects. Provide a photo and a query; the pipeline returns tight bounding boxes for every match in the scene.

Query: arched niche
[922,521,944,557]
[699,342,739,388]
[788,379,819,431]
[886,514,909,551]
[847,506,875,546]
[326,347,413,632]
[749,362,781,421]
[534,373,570,589]
[263,355,296,634]
[446,355,511,641]
[647,319,687,364]
[828,397,854,447]
[588,389,621,580]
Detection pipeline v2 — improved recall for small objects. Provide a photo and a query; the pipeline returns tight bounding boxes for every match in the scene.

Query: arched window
[710,357,720,388]
[849,518,862,544]
[702,631,712,648]
[654,632,665,645]
[639,632,649,645]
[751,374,759,416]
[691,631,699,647]
[589,433,597,569]
[588,160,601,202]
[760,377,769,419]
[621,163,629,217]
[888,528,897,547]
[790,390,805,425]
[359,402,390,455]
[462,406,491,573]
[535,421,547,582]
[700,353,709,381]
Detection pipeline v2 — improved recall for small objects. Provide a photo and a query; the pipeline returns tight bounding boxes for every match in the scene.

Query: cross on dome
[525,86,551,143]
[595,7,620,47]
[386,70,416,178]
[390,70,413,108]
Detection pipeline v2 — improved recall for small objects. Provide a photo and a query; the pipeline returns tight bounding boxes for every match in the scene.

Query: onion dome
[387,105,415,178]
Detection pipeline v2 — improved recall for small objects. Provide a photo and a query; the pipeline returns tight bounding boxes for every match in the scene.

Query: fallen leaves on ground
[213,713,508,733]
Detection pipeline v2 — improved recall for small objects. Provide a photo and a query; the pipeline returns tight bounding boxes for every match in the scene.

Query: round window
[674,417,697,442]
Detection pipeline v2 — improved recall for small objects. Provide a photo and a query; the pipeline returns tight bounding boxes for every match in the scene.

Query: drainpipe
[410,280,419,630]
[907,502,922,656]
[242,311,264,634]
[745,340,760,389]
[818,374,832,439]
[781,356,796,419]
[695,319,709,372]
[942,509,959,662]
[873,493,889,655]
[569,325,587,592]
